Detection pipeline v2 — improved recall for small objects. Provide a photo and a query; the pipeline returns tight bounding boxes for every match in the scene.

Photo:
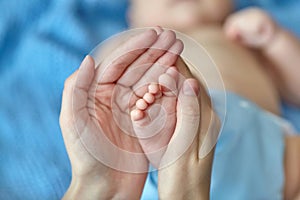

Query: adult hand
[60,28,183,199]
[130,56,220,200]
[158,77,218,200]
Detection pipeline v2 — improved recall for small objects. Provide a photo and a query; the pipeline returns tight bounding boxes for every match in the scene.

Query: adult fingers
[60,55,95,141]
[97,29,159,84]
[118,30,177,87]
[160,79,201,167]
[132,39,183,97]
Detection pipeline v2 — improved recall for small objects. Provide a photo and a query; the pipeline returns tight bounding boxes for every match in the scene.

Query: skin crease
[128,0,300,199]
[60,30,174,199]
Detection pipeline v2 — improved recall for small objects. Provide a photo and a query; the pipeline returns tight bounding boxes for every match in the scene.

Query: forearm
[264,29,300,106]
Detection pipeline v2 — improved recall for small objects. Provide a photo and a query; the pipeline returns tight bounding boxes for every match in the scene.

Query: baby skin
[124,28,217,199]
[192,9,300,198]
[61,23,300,199]
[129,0,300,198]
[130,70,215,200]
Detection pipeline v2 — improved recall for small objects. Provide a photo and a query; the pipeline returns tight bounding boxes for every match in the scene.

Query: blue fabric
[142,92,285,200]
[0,0,127,199]
[141,166,159,200]
[0,0,299,199]
[282,103,300,132]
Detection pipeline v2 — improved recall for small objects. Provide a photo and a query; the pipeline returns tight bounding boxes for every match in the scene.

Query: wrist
[64,172,147,200]
[158,151,213,200]
[159,181,210,200]
[63,176,112,200]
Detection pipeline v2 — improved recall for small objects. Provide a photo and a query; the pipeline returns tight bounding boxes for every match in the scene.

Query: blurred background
[0,0,299,199]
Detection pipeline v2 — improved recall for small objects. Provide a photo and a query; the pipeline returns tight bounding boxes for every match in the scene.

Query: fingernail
[154,26,163,35]
[183,81,198,96]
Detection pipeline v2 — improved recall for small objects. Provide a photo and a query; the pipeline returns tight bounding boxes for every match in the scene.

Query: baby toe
[143,92,155,104]
[166,66,179,81]
[136,99,148,110]
[131,109,144,121]
[148,83,160,94]
[159,73,178,97]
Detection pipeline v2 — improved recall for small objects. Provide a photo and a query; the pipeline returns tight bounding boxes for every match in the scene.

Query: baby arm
[224,8,300,106]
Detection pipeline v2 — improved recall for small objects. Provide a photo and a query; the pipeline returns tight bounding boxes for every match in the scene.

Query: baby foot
[130,67,179,167]
[224,8,277,49]
[131,83,159,121]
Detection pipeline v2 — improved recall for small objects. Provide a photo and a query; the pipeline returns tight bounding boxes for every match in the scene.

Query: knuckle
[226,15,237,25]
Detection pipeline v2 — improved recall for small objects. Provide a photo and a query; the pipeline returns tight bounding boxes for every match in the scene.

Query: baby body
[129,0,300,198]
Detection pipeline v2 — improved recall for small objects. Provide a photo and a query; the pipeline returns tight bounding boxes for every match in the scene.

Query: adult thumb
[159,79,201,168]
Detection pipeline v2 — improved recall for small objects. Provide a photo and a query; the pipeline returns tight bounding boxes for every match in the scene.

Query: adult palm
[60,28,182,199]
